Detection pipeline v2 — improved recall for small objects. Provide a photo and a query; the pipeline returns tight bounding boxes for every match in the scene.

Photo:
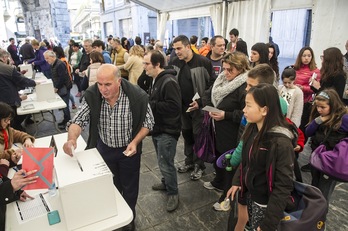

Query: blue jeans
[152,133,178,195]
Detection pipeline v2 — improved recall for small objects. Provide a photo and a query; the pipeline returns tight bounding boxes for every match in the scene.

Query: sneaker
[213,200,230,211]
[177,163,194,173]
[190,165,204,180]
[72,104,77,109]
[203,182,223,192]
[167,194,179,212]
[301,164,311,172]
[152,183,167,191]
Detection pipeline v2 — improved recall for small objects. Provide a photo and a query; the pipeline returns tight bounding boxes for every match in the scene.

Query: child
[278,66,304,127]
[306,89,348,202]
[0,102,35,166]
[228,83,295,231]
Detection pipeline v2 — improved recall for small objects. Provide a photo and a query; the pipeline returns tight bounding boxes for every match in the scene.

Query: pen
[13,166,26,177]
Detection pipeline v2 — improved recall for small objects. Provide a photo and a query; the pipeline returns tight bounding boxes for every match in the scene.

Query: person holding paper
[0,167,37,231]
[169,35,215,180]
[63,64,154,231]
[0,103,35,167]
[203,52,249,211]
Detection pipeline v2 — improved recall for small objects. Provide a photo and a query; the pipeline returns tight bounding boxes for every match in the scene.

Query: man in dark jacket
[19,38,35,63]
[144,50,181,212]
[169,35,215,180]
[43,50,72,128]
[0,49,36,131]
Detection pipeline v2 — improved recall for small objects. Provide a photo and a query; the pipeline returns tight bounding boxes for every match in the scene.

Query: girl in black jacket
[229,84,295,231]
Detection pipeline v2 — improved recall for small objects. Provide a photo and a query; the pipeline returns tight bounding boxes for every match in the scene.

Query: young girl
[228,83,295,231]
[278,66,304,127]
[0,102,35,167]
[306,89,348,202]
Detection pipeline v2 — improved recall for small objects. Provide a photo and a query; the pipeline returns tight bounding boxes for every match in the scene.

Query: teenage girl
[306,89,348,202]
[278,66,304,127]
[227,83,295,231]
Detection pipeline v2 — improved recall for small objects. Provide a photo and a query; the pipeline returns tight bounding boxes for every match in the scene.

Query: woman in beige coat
[120,45,144,85]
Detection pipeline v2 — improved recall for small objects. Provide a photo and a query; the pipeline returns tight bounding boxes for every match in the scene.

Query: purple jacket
[28,46,51,71]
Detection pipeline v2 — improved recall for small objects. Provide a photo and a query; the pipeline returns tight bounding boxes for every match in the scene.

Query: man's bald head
[97,64,121,80]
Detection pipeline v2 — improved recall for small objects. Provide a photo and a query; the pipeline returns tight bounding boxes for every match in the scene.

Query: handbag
[310,137,348,182]
[193,111,215,163]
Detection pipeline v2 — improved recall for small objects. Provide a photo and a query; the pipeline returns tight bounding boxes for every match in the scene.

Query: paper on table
[202,106,222,113]
[22,147,54,190]
[14,192,52,224]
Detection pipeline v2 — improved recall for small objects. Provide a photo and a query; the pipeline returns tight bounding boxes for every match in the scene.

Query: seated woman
[0,102,35,167]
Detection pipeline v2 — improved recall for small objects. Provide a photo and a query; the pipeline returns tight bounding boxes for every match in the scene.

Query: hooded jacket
[233,125,296,231]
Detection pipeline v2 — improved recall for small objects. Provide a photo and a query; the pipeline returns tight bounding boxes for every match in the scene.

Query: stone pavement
[22,79,347,231]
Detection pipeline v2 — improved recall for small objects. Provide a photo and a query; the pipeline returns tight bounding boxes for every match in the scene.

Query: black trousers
[96,139,141,220]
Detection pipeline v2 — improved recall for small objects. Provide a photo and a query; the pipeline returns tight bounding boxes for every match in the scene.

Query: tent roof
[130,0,222,13]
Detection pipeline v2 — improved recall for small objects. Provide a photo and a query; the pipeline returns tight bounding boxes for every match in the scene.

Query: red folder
[22,147,54,190]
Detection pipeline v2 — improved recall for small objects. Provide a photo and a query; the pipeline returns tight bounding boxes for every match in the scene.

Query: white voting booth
[19,64,35,78]
[55,148,118,230]
[35,79,56,102]
[6,133,132,231]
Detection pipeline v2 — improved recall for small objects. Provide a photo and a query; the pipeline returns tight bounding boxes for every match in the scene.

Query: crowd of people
[0,31,347,231]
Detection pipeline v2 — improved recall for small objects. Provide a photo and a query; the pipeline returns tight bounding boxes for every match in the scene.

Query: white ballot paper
[14,192,52,224]
[202,105,222,113]
[186,92,201,112]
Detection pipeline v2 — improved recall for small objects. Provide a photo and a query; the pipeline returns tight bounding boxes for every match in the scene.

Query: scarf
[2,129,8,150]
[211,71,248,107]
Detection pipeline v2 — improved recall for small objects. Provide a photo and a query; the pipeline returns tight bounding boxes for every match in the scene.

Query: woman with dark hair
[236,40,248,57]
[311,47,347,104]
[250,42,269,68]
[199,37,210,56]
[227,83,296,231]
[121,37,130,51]
[267,43,279,82]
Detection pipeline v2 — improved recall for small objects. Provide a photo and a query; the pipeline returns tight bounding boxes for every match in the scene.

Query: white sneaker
[203,182,223,192]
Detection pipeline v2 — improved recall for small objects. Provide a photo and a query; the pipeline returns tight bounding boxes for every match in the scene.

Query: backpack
[267,134,328,231]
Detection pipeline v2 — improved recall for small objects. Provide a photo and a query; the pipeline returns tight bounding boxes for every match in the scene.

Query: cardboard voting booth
[54,148,118,230]
[35,79,56,102]
[19,64,35,78]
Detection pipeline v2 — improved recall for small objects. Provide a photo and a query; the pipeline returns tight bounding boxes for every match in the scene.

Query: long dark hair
[0,102,14,120]
[267,43,279,81]
[320,47,345,83]
[242,84,291,155]
[251,42,270,67]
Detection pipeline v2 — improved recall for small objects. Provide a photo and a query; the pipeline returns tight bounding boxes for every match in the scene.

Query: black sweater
[149,69,182,139]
